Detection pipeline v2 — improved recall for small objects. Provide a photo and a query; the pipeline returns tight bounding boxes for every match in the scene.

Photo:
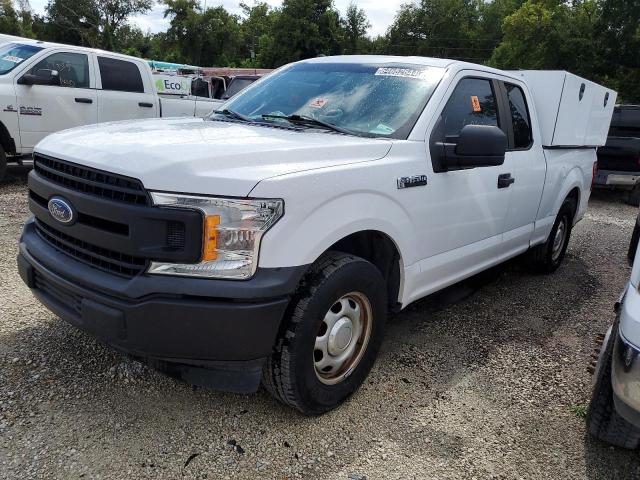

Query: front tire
[262,251,387,415]
[587,322,640,449]
[527,198,575,273]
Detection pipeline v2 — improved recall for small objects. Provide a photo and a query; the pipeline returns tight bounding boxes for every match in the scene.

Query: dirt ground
[1,164,640,479]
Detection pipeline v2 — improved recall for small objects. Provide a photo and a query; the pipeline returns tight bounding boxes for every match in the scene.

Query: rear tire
[587,322,640,449]
[0,145,6,183]
[262,251,387,415]
[527,198,575,273]
[627,184,640,207]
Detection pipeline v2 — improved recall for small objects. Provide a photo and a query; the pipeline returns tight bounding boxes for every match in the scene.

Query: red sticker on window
[309,98,328,109]
[471,96,481,112]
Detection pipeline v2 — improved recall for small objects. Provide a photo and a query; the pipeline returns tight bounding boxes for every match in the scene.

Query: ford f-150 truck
[0,40,221,180]
[16,56,616,414]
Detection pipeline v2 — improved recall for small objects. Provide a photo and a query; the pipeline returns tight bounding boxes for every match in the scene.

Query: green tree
[163,0,241,66]
[45,0,151,49]
[489,1,600,78]
[341,2,370,54]
[262,0,343,67]
[595,0,640,102]
[0,0,22,35]
[385,0,482,61]
[238,1,277,66]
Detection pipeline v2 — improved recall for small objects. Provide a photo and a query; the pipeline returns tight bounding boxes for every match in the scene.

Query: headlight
[148,192,283,279]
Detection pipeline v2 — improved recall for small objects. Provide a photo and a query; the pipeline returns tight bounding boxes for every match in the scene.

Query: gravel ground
[2,164,640,479]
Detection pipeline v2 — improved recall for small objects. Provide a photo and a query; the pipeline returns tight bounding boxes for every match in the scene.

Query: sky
[26,0,406,38]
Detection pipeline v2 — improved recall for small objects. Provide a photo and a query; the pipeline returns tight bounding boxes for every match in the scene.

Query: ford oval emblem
[48,196,75,225]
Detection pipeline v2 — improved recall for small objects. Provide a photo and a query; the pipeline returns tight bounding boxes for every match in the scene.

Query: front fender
[254,179,415,270]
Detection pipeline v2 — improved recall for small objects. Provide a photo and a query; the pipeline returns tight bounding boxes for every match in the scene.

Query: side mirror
[18,69,60,86]
[430,122,507,172]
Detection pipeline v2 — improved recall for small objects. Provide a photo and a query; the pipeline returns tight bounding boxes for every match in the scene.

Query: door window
[98,56,144,93]
[441,78,499,141]
[505,83,532,148]
[29,52,90,88]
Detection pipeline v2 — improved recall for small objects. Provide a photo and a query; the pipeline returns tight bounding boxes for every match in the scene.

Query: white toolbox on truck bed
[510,70,617,147]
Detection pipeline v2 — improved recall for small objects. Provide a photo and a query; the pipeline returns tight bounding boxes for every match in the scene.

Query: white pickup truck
[0,40,221,180]
[17,56,616,414]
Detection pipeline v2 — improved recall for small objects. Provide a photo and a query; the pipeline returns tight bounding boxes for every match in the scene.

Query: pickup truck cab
[0,40,221,180]
[16,56,616,414]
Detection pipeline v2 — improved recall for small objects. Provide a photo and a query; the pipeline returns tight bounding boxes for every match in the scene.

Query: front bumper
[18,219,306,393]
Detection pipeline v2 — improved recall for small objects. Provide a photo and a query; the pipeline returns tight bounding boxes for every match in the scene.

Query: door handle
[138,102,153,108]
[75,97,93,104]
[497,173,515,189]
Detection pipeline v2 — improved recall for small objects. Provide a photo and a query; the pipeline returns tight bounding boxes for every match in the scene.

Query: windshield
[0,43,43,75]
[215,62,446,139]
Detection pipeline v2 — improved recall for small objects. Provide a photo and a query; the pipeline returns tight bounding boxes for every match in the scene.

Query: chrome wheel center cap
[328,317,353,355]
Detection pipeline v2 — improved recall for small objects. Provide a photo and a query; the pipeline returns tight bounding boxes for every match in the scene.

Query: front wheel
[262,251,387,415]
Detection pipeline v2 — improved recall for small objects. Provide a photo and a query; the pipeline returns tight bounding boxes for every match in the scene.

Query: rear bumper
[18,219,307,393]
[595,169,640,187]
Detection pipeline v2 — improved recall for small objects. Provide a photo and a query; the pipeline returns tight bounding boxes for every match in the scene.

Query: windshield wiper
[213,109,253,122]
[261,114,356,136]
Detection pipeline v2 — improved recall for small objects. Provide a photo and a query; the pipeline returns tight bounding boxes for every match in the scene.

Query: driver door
[415,73,515,292]
[15,50,97,150]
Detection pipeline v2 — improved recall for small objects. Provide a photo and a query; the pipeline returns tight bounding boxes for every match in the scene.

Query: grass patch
[570,404,588,418]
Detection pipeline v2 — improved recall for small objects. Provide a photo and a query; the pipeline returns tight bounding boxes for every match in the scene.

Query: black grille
[35,220,146,278]
[34,154,149,206]
[166,221,186,250]
[33,270,82,316]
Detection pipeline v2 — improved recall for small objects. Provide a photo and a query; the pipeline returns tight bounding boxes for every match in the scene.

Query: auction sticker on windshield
[2,56,24,63]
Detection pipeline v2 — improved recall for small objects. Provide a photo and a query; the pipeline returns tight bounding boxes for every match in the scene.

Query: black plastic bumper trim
[21,218,309,301]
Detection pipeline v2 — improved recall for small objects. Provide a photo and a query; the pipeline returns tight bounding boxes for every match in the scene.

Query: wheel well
[0,121,15,156]
[328,230,402,312]
[566,187,580,219]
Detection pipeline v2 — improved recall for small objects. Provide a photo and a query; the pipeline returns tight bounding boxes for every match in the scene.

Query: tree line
[1,0,638,101]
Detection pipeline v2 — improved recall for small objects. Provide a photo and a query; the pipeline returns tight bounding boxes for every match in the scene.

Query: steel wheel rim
[313,292,373,385]
[552,217,568,262]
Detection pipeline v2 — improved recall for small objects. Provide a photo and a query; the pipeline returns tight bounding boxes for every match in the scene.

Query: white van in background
[0,40,223,180]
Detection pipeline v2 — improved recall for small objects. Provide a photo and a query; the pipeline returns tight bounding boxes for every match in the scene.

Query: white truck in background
[18,56,616,414]
[0,40,223,180]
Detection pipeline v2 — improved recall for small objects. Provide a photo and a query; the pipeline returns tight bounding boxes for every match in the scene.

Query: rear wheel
[587,322,640,449]
[527,198,575,273]
[262,251,387,415]
[627,183,640,207]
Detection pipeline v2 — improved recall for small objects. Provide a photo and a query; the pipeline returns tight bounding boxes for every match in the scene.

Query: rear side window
[609,107,640,138]
[98,57,144,93]
[505,83,532,149]
[30,52,90,89]
[441,78,499,140]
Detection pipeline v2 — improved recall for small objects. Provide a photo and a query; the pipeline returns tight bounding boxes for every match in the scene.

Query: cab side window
[98,57,144,93]
[505,83,532,148]
[441,78,499,141]
[30,52,90,89]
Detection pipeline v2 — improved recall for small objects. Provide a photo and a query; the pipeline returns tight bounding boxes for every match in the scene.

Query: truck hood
[35,117,393,197]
